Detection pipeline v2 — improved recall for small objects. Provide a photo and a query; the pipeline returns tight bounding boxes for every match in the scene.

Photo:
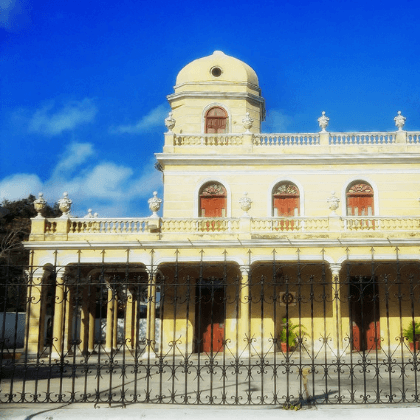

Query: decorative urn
[242,112,254,133]
[58,192,72,218]
[148,191,162,218]
[394,111,406,131]
[239,192,252,217]
[165,112,176,133]
[327,191,340,216]
[33,192,46,218]
[317,111,329,132]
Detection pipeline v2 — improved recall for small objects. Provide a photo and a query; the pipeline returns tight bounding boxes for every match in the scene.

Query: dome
[175,51,259,88]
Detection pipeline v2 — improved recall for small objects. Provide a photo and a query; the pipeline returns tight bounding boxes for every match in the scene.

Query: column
[143,270,156,359]
[240,267,251,357]
[105,284,115,353]
[79,285,89,354]
[125,288,134,350]
[25,273,44,356]
[88,286,96,353]
[113,287,118,351]
[63,286,74,353]
[51,274,65,359]
[330,263,343,357]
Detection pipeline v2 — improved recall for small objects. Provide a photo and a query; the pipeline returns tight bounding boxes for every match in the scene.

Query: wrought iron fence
[1,249,420,405]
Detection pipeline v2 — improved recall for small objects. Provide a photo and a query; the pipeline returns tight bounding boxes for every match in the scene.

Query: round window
[211,66,222,77]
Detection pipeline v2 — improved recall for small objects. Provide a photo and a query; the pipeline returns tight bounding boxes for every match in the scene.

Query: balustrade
[254,133,320,146]
[329,132,395,145]
[41,216,420,237]
[407,132,420,144]
[174,134,243,146]
[69,218,150,234]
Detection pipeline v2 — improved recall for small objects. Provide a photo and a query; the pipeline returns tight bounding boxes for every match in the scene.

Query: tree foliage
[0,194,61,263]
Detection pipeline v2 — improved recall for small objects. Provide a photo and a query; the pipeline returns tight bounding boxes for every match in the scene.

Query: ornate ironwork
[1,249,420,405]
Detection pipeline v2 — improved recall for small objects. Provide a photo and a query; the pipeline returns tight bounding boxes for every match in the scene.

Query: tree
[0,194,61,263]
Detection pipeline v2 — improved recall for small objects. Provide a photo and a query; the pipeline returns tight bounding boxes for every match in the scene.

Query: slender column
[331,263,343,356]
[240,267,251,356]
[125,288,134,350]
[143,270,156,359]
[51,274,65,359]
[63,286,74,353]
[26,273,44,356]
[80,285,89,354]
[105,284,115,353]
[88,287,96,353]
[113,288,118,350]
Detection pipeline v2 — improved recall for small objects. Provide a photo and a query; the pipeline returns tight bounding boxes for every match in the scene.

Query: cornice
[155,152,420,166]
[23,238,420,250]
[167,91,265,105]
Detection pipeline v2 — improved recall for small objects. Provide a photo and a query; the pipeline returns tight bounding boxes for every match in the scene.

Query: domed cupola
[167,51,265,134]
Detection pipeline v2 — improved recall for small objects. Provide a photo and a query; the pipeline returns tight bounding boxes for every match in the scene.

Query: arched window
[272,182,300,217]
[346,182,374,216]
[199,182,227,217]
[205,107,228,134]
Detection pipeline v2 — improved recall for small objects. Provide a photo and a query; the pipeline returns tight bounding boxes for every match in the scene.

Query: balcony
[28,215,420,244]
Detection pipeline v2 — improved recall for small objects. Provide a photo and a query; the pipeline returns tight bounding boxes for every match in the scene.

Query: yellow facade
[24,51,420,360]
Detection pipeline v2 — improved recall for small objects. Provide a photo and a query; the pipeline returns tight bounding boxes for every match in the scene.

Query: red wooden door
[366,321,381,350]
[347,183,374,216]
[202,323,224,353]
[200,183,227,231]
[197,285,225,353]
[273,183,300,231]
[352,322,361,351]
[200,196,226,218]
[205,107,227,134]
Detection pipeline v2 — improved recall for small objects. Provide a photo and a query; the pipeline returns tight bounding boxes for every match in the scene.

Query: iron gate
[1,249,420,405]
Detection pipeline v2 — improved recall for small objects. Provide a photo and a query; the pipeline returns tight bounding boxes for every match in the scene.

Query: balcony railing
[169,131,420,148]
[36,216,420,240]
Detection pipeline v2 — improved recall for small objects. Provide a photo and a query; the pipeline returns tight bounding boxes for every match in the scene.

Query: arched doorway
[272,182,300,230]
[199,182,227,218]
[205,107,228,134]
[346,182,374,216]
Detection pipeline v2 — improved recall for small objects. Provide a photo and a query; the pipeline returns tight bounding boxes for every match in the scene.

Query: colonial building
[23,51,420,367]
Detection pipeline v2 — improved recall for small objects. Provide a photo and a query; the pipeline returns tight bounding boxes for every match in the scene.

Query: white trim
[156,153,420,166]
[337,254,420,264]
[201,103,232,134]
[154,255,245,267]
[250,253,334,264]
[268,177,305,217]
[341,176,379,217]
[194,178,231,217]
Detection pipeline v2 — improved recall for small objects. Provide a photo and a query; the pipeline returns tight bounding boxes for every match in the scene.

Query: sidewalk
[2,403,420,420]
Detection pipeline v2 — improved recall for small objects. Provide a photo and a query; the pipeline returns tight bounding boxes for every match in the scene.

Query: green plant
[279,317,306,348]
[403,321,420,343]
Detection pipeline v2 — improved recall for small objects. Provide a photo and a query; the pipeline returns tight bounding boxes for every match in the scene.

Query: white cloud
[112,104,169,134]
[0,0,31,32]
[28,98,97,136]
[0,173,43,201]
[263,109,292,132]
[53,142,95,177]
[0,142,163,217]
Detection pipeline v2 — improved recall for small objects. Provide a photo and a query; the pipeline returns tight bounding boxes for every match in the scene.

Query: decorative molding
[194,178,231,217]
[341,176,379,217]
[201,103,231,133]
[268,178,305,217]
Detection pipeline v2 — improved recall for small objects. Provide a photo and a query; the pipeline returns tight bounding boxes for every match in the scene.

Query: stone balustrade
[69,218,151,234]
[34,216,420,240]
[169,131,420,148]
[161,218,241,233]
[329,132,395,145]
[253,133,320,146]
[174,133,243,146]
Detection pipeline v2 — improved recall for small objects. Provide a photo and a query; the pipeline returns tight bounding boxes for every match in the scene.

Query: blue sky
[1,0,420,217]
